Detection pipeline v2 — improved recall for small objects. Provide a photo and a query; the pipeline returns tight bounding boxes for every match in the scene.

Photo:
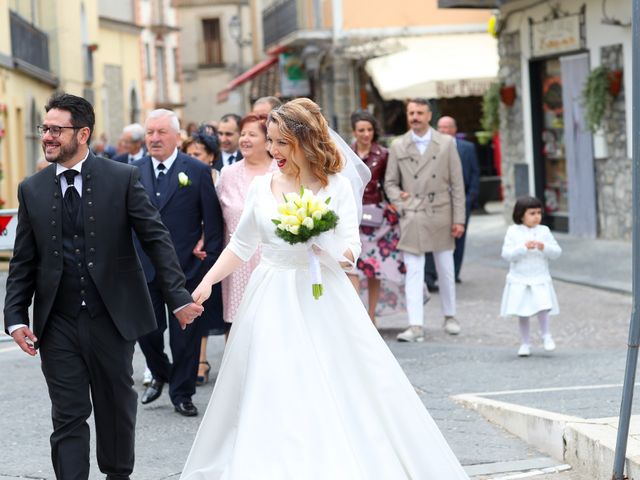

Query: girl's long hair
[267,98,342,187]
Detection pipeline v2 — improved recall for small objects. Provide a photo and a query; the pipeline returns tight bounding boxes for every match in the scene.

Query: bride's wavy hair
[267,98,343,187]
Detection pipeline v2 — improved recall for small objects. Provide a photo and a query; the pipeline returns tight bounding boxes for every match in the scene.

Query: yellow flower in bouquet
[272,187,338,244]
[272,186,339,299]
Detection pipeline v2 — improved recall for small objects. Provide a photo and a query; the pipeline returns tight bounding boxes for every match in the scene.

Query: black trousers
[39,309,136,480]
[138,277,202,404]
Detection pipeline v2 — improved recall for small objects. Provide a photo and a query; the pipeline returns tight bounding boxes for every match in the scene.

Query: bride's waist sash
[260,245,310,269]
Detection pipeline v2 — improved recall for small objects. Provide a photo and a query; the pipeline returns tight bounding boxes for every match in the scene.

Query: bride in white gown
[183,98,469,480]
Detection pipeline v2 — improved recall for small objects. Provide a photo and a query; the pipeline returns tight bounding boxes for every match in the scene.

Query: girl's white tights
[518,310,551,345]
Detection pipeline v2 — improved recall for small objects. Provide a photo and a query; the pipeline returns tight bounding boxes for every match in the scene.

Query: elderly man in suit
[385,99,466,342]
[135,109,223,417]
[4,93,202,479]
[112,123,146,164]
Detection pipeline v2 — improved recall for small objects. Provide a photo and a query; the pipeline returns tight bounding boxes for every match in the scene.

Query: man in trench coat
[385,98,466,342]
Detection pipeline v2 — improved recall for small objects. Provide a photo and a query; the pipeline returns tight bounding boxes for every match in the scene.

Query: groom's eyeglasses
[37,125,81,138]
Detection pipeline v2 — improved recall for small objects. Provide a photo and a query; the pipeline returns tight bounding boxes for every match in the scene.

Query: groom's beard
[43,135,80,164]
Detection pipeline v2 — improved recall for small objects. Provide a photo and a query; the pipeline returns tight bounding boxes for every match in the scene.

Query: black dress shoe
[426,283,439,292]
[455,277,462,284]
[174,401,198,417]
[141,379,164,405]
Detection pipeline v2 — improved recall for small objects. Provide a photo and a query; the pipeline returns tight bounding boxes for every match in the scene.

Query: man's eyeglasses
[37,125,81,138]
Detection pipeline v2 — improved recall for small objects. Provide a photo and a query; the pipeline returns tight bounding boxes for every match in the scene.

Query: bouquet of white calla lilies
[272,186,339,299]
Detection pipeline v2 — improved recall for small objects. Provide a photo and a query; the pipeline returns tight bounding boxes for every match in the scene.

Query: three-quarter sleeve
[311,175,362,271]
[540,226,562,260]
[227,177,261,262]
[335,175,362,262]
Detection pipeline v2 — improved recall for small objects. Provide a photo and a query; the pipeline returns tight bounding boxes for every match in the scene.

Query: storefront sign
[530,7,585,58]
[435,78,495,98]
[279,53,310,97]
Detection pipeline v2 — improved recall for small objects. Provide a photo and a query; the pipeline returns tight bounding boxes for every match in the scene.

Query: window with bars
[201,18,222,66]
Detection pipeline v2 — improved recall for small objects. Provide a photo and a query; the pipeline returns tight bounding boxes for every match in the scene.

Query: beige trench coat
[384,130,466,255]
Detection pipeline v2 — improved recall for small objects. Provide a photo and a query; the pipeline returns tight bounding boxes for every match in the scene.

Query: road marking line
[461,383,638,398]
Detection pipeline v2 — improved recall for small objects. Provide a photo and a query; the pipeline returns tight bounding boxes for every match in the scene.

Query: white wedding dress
[181,173,469,480]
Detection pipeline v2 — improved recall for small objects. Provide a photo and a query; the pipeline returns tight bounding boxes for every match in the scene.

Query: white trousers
[404,250,456,327]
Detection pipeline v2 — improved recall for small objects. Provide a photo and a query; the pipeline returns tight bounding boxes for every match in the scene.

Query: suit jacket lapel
[401,133,420,176]
[158,154,184,211]
[48,166,63,241]
[137,158,157,206]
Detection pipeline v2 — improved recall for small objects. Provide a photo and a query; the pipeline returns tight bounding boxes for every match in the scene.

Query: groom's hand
[11,326,38,356]
[175,303,204,330]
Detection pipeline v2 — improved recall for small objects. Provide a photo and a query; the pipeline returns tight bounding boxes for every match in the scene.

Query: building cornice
[99,16,144,34]
[0,52,12,69]
[13,58,59,86]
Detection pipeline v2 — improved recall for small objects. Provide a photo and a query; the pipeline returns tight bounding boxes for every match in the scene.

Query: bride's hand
[192,282,212,306]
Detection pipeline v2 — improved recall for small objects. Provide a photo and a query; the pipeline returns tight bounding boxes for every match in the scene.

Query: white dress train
[180,173,469,480]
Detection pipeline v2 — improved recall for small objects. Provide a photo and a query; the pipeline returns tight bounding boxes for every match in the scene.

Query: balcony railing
[10,11,51,73]
[262,0,299,49]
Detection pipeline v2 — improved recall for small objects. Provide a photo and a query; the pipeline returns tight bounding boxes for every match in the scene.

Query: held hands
[11,326,38,356]
[192,281,213,309]
[451,223,465,239]
[175,303,204,330]
[525,240,545,250]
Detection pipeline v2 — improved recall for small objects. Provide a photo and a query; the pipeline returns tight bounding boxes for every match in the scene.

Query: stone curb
[454,393,640,479]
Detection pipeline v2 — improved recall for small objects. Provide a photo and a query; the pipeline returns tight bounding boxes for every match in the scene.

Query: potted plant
[582,65,614,133]
[500,84,516,106]
[609,69,623,98]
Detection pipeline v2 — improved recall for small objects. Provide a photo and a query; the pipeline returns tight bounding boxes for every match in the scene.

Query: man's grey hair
[253,96,282,110]
[123,123,145,142]
[146,109,180,132]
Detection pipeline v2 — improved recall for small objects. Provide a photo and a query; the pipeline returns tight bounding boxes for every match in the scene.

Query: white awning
[365,33,499,100]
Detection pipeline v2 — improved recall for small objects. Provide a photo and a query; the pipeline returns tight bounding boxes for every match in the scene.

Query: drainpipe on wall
[330,0,352,138]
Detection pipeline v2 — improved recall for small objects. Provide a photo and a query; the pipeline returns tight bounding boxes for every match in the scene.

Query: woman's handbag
[361,204,385,227]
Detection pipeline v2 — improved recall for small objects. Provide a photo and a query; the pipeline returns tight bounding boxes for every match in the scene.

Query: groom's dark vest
[51,183,106,318]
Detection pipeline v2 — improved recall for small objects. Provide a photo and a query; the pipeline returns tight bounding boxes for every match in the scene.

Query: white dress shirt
[221,150,239,168]
[151,148,178,177]
[128,148,145,164]
[411,128,432,155]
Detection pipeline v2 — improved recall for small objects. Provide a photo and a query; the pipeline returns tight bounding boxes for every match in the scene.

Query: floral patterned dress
[216,159,277,323]
[352,143,406,315]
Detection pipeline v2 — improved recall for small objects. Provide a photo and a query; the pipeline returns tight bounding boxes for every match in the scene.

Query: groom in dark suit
[134,109,223,417]
[4,93,203,479]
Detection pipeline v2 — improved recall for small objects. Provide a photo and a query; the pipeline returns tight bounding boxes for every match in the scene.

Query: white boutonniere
[178,172,192,188]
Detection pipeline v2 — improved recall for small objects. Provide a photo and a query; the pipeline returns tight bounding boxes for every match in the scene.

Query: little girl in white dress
[500,196,562,357]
